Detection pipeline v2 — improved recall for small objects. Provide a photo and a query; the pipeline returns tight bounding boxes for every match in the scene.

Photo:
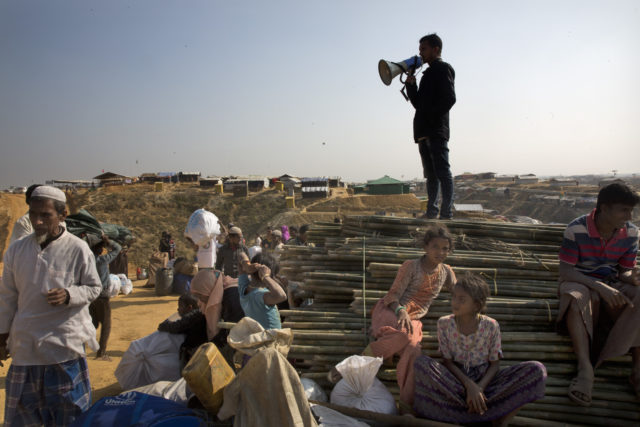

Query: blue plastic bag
[70,392,202,427]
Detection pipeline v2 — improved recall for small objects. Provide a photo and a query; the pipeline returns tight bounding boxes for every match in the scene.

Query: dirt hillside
[0,193,27,257]
[64,185,425,267]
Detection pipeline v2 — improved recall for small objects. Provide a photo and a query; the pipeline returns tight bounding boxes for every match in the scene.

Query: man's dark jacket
[406,58,456,141]
[215,243,249,279]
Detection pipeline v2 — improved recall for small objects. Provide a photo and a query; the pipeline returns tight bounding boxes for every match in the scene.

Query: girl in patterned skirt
[414,274,547,426]
[329,225,456,408]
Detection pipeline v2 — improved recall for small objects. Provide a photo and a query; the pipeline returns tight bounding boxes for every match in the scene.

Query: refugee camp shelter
[550,178,579,187]
[476,172,497,180]
[515,174,539,184]
[454,172,476,182]
[224,176,269,192]
[157,172,178,183]
[93,172,131,186]
[301,177,329,198]
[278,174,301,186]
[199,177,222,187]
[365,175,410,195]
[494,175,516,183]
[139,173,162,183]
[328,176,344,188]
[47,179,94,189]
[178,171,201,182]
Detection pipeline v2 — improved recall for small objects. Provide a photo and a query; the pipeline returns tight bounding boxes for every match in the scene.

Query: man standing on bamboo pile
[406,33,456,220]
[0,186,102,425]
[557,182,640,407]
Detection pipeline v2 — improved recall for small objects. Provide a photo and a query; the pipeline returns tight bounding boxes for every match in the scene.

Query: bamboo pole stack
[277,216,640,425]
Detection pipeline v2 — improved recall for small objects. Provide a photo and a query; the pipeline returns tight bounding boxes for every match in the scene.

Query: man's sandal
[568,372,593,407]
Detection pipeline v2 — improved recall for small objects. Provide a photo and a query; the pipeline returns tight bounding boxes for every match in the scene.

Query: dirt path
[0,280,179,423]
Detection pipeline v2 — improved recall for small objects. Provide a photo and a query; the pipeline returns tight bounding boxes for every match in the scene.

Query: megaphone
[378,55,423,86]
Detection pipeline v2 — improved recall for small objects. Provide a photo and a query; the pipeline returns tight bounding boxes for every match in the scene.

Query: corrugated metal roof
[366,175,404,185]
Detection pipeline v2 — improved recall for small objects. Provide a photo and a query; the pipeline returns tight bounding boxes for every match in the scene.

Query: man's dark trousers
[418,136,453,219]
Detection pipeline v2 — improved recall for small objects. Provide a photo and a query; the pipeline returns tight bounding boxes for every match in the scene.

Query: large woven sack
[173,258,198,276]
[227,317,292,357]
[146,252,168,286]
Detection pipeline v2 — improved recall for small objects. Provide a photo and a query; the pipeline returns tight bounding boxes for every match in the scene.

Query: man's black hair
[299,224,310,235]
[91,241,105,256]
[250,252,280,277]
[596,183,640,212]
[25,184,42,204]
[420,33,443,51]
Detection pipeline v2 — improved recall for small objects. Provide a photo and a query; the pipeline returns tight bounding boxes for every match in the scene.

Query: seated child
[413,274,547,426]
[158,294,208,370]
[237,253,288,329]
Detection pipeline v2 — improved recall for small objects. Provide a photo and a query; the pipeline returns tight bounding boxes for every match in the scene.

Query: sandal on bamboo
[568,372,593,407]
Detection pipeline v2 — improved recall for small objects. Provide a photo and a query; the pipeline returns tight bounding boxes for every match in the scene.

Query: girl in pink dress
[329,225,456,408]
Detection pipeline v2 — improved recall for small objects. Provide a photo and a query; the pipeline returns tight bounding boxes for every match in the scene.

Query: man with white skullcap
[0,185,102,426]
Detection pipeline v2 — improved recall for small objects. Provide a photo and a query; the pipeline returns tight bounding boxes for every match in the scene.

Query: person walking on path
[0,186,102,426]
[406,33,456,219]
[90,233,122,361]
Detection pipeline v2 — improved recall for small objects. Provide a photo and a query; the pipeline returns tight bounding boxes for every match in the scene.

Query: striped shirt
[559,209,639,279]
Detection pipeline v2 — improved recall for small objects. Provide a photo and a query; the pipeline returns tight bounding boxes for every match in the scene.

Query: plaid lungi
[4,357,91,427]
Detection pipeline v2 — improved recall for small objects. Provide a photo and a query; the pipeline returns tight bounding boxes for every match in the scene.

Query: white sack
[329,355,396,415]
[196,239,216,269]
[114,330,185,390]
[127,378,192,405]
[117,273,133,295]
[184,209,220,247]
[106,274,121,298]
[301,377,328,402]
[248,245,262,260]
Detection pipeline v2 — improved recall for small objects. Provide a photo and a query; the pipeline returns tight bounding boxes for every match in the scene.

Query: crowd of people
[0,182,639,425]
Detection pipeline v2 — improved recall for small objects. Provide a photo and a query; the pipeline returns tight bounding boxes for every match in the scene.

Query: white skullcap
[31,185,66,203]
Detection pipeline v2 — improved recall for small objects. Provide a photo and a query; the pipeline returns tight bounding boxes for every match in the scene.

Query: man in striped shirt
[557,183,640,406]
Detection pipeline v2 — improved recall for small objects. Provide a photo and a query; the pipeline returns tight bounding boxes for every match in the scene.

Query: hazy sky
[1,0,639,187]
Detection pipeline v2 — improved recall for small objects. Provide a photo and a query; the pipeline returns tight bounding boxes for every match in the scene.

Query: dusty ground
[0,279,179,423]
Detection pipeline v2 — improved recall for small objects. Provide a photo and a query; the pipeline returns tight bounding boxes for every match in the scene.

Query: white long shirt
[0,230,102,365]
[9,212,32,244]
